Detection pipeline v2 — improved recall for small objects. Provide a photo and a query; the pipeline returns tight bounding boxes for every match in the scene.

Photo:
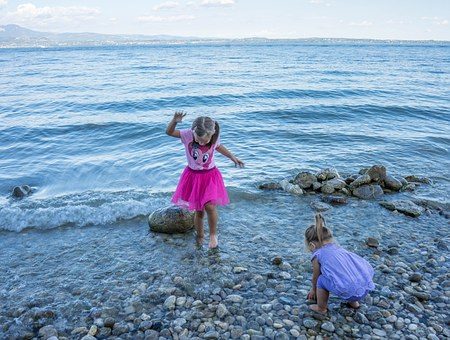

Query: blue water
[0,41,449,232]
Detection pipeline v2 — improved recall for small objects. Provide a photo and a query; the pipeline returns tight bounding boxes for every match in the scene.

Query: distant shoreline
[2,38,450,49]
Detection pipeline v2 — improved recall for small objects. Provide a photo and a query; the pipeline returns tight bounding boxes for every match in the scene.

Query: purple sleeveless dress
[311,243,375,301]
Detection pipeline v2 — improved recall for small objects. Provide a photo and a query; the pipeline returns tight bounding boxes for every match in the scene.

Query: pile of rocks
[259,164,430,200]
[259,165,435,217]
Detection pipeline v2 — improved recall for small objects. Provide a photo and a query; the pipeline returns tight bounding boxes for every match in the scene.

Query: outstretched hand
[232,156,245,168]
[173,111,186,123]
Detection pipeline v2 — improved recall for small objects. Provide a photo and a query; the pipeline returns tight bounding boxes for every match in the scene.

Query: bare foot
[195,232,204,247]
[209,234,218,249]
[309,304,327,314]
[347,301,360,309]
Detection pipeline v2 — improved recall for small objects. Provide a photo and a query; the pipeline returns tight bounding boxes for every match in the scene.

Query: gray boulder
[316,168,339,181]
[293,172,317,189]
[321,195,348,205]
[320,183,335,194]
[366,165,387,182]
[12,185,32,198]
[323,178,347,190]
[404,175,432,184]
[349,174,371,188]
[352,184,384,200]
[280,180,303,195]
[383,175,403,191]
[379,200,424,217]
[148,206,194,234]
[259,182,282,190]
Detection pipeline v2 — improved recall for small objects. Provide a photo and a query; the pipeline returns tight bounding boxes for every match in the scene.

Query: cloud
[309,0,331,6]
[153,1,179,11]
[200,0,235,7]
[349,20,373,27]
[421,16,449,26]
[5,3,100,27]
[0,0,7,7]
[137,14,195,22]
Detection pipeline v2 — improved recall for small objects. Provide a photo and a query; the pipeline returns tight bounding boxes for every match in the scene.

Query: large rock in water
[379,200,424,217]
[148,206,194,234]
[352,184,384,200]
[316,168,339,181]
[366,165,387,182]
[293,172,317,189]
[12,185,32,198]
[383,175,403,191]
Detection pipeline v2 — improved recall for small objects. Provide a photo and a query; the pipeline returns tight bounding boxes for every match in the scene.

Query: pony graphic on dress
[188,141,213,169]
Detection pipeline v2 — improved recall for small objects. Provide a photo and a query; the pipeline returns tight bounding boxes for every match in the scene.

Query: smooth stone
[352,184,384,199]
[366,165,387,181]
[405,175,431,184]
[321,321,335,332]
[164,295,177,309]
[272,256,283,265]
[302,318,318,328]
[311,201,332,212]
[409,273,422,282]
[316,168,340,181]
[38,325,58,338]
[216,304,228,319]
[226,294,243,303]
[280,180,304,195]
[366,237,379,248]
[321,194,348,205]
[379,200,424,217]
[293,172,317,189]
[320,183,335,194]
[323,178,347,190]
[259,182,282,190]
[384,175,403,191]
[12,185,32,198]
[148,206,194,234]
[350,174,371,188]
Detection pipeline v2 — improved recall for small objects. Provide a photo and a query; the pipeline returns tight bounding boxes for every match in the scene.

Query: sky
[0,0,449,40]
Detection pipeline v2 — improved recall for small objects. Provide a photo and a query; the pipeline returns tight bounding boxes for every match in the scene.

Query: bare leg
[204,203,218,248]
[309,288,329,313]
[194,210,205,246]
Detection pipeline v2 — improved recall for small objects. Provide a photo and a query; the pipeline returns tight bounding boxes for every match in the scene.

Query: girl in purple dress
[305,213,375,313]
[166,112,244,248]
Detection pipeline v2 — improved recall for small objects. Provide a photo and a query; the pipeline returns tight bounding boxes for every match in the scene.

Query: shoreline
[1,193,449,339]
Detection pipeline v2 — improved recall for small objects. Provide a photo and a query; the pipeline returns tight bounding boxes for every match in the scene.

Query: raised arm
[216,145,244,168]
[166,111,186,138]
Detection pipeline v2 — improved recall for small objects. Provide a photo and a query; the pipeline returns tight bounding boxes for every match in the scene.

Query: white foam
[0,190,167,232]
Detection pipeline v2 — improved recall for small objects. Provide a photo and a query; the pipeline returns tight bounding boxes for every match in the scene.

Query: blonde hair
[304,213,333,248]
[191,116,220,146]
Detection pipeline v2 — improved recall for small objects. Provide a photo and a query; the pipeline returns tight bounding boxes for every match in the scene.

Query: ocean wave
[0,190,166,232]
[0,186,266,233]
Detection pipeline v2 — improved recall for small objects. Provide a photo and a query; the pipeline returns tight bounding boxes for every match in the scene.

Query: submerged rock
[259,182,282,190]
[12,185,32,198]
[405,175,432,184]
[321,195,348,205]
[311,201,332,212]
[379,200,424,217]
[366,237,379,248]
[148,206,194,234]
[352,184,384,199]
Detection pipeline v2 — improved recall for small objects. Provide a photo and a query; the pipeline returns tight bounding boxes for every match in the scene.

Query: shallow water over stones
[0,191,449,339]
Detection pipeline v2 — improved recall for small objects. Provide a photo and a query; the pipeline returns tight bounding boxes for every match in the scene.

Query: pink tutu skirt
[172,166,229,211]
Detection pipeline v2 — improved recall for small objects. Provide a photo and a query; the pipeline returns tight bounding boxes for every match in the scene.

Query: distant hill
[0,24,204,47]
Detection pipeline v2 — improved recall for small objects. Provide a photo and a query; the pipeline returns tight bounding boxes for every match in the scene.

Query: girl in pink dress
[166,112,244,248]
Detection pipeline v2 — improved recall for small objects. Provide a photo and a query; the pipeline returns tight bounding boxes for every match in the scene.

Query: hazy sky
[0,0,449,40]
